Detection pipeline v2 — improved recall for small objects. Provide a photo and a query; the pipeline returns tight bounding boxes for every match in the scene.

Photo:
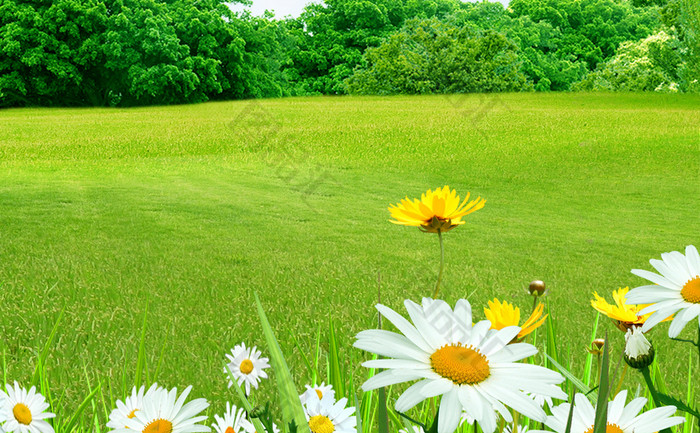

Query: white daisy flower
[114,385,210,433]
[302,392,356,433]
[354,298,566,433]
[299,383,335,405]
[107,384,162,430]
[0,382,55,433]
[543,391,684,433]
[399,426,425,433]
[225,343,270,395]
[505,425,529,433]
[626,245,700,338]
[212,402,253,433]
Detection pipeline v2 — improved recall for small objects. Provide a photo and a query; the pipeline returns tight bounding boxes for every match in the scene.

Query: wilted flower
[623,326,655,369]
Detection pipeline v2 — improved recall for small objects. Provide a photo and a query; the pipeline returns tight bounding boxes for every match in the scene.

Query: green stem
[640,366,662,407]
[432,229,444,299]
[640,366,674,433]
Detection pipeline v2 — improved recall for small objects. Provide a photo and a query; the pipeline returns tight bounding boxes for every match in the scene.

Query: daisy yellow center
[128,409,139,419]
[309,415,335,433]
[143,419,173,433]
[584,423,624,433]
[225,427,235,433]
[430,344,490,385]
[13,403,32,425]
[315,389,323,399]
[681,276,700,304]
[240,359,254,374]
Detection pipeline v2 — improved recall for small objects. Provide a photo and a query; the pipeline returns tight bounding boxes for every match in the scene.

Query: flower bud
[587,338,605,355]
[624,326,655,369]
[528,280,546,296]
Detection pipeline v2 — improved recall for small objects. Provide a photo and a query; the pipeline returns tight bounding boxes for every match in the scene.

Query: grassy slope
[0,93,699,414]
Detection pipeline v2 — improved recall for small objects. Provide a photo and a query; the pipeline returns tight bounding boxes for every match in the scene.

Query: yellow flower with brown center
[483,299,547,340]
[590,287,659,332]
[388,186,485,233]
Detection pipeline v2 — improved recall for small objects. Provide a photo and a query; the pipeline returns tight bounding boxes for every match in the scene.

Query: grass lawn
[0,92,699,417]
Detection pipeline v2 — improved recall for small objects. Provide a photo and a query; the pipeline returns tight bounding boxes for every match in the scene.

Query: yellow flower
[591,287,665,332]
[484,299,547,340]
[388,186,485,233]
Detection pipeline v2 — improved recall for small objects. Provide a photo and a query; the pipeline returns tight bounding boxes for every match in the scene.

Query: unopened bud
[624,327,655,369]
[587,338,605,355]
[528,280,546,296]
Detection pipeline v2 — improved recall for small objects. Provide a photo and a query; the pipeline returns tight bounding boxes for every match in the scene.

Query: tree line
[1,0,698,107]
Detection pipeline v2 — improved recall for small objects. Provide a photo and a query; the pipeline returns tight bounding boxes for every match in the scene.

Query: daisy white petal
[355,298,565,433]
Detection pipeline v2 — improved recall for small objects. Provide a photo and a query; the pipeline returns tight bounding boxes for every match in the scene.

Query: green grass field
[1,93,699,419]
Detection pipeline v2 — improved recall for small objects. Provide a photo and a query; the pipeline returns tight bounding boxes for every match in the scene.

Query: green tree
[347,18,527,94]
[573,30,683,91]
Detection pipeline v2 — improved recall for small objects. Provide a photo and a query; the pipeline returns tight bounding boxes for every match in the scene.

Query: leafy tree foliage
[508,0,660,68]
[347,18,527,94]
[573,30,683,90]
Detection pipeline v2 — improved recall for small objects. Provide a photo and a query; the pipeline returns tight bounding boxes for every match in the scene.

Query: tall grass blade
[564,395,577,433]
[545,354,597,401]
[32,307,64,386]
[328,318,345,397]
[584,313,600,387]
[135,302,148,389]
[377,387,389,433]
[592,335,610,433]
[63,384,101,433]
[253,292,310,433]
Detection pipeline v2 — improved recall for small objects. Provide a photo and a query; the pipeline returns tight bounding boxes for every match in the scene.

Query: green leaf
[254,292,310,433]
[545,354,597,402]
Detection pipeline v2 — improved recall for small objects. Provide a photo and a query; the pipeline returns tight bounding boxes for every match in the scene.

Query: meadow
[0,93,699,425]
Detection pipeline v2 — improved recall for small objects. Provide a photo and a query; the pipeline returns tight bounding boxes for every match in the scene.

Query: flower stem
[640,366,662,407]
[432,229,444,299]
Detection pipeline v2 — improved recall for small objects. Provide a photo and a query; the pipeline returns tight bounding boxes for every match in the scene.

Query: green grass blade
[584,313,600,387]
[545,354,597,401]
[254,292,310,433]
[31,307,64,386]
[592,335,610,433]
[290,332,315,383]
[564,395,577,433]
[377,387,389,433]
[62,384,101,433]
[328,318,345,398]
[135,302,149,389]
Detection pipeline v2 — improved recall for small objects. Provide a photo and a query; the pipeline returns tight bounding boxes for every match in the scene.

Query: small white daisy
[107,384,162,429]
[0,382,55,433]
[299,383,335,405]
[626,245,700,337]
[354,298,566,433]
[543,391,684,433]
[212,402,252,433]
[114,385,210,433]
[225,343,270,395]
[302,392,356,433]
